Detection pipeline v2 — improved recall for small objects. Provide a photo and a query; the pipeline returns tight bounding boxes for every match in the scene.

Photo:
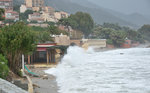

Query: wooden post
[22,54,25,76]
[28,55,30,64]
[53,50,56,63]
[49,51,51,63]
[47,50,49,64]
[31,55,33,64]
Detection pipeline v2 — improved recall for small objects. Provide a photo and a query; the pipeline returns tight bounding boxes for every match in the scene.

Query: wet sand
[26,67,59,93]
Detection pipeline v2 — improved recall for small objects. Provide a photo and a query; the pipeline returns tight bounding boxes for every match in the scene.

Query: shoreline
[28,45,150,93]
[28,67,59,93]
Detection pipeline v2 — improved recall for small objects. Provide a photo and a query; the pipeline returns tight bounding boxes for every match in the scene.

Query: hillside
[13,0,150,28]
[45,0,137,28]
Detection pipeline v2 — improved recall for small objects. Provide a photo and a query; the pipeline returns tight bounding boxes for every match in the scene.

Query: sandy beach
[26,67,59,93]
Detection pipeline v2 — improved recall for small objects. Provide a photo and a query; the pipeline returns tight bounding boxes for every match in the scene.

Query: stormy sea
[45,46,150,93]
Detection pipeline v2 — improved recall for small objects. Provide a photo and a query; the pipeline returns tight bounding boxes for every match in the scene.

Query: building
[5,11,19,21]
[54,11,69,21]
[25,0,32,8]
[82,39,107,49]
[41,12,57,22]
[27,43,57,64]
[0,0,13,11]
[32,0,44,7]
[25,0,44,11]
[25,0,44,7]
[28,12,44,23]
[28,23,49,27]
[53,34,70,46]
[43,6,55,14]
[58,25,83,39]
[20,4,27,13]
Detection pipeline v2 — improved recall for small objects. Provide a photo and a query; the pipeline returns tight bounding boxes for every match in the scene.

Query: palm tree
[0,8,5,21]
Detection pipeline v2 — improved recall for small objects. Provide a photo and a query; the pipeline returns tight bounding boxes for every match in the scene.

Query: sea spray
[45,47,150,93]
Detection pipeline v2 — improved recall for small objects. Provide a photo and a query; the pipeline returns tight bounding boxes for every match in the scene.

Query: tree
[138,24,150,41]
[47,25,68,35]
[20,10,33,21]
[109,30,126,47]
[0,54,9,79]
[13,5,20,12]
[102,23,122,30]
[93,27,127,47]
[0,22,36,74]
[58,12,94,38]
[0,8,5,21]
[70,12,94,37]
[35,31,53,43]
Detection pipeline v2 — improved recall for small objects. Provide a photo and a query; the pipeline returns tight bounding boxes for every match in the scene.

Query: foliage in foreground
[0,54,9,79]
[0,8,5,21]
[0,22,36,74]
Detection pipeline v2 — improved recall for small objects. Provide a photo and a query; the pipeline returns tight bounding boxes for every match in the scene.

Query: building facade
[54,11,69,21]
[0,0,13,11]
[5,11,19,21]
[27,43,57,64]
[25,0,32,8]
[28,12,44,23]
[25,0,44,7]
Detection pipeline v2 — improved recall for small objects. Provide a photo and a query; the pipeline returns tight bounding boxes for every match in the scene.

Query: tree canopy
[94,27,126,47]
[0,22,36,74]
[20,10,33,22]
[138,24,150,41]
[59,12,94,38]
[93,23,144,47]
[30,25,68,43]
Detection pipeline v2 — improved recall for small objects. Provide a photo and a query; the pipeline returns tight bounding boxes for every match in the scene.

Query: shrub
[0,54,9,79]
[106,39,113,45]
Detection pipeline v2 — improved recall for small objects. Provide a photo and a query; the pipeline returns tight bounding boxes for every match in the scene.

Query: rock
[42,75,48,80]
[33,84,40,88]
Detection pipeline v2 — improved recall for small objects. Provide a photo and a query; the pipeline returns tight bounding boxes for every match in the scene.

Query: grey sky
[88,0,150,15]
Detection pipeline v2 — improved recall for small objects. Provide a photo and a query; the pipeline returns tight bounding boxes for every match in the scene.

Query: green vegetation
[138,24,150,41]
[47,25,68,35]
[93,23,145,47]
[59,12,94,38]
[4,19,15,24]
[13,5,20,12]
[0,22,36,75]
[20,10,33,22]
[35,31,53,43]
[0,54,9,79]
[94,27,126,47]
[0,8,5,21]
[30,25,68,43]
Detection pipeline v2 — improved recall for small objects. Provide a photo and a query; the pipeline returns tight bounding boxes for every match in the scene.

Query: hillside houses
[5,11,19,21]
[28,12,44,23]
[0,0,13,11]
[0,0,69,24]
[20,0,69,23]
[0,0,19,22]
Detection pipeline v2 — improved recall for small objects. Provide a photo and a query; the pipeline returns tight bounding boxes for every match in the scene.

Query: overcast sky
[88,0,150,15]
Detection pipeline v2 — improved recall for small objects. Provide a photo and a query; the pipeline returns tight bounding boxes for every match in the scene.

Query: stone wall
[88,39,106,48]
[0,78,28,93]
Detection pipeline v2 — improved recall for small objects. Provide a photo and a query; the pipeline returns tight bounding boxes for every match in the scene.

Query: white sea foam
[45,47,150,93]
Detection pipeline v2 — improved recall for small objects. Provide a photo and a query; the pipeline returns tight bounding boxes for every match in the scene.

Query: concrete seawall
[0,78,28,93]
